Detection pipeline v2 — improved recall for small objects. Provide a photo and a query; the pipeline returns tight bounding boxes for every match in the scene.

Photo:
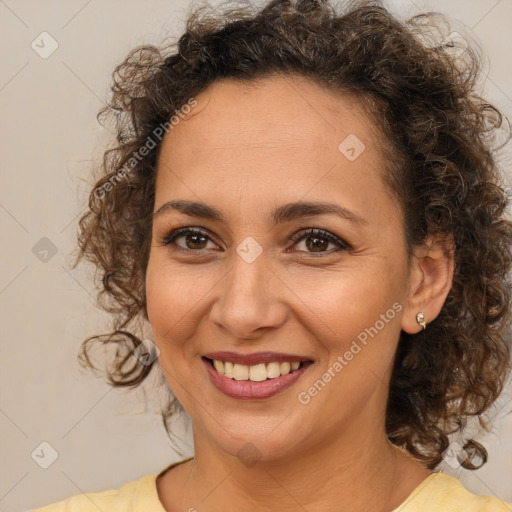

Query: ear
[401,233,455,334]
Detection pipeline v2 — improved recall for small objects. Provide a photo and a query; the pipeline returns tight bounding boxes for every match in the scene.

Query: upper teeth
[212,360,302,381]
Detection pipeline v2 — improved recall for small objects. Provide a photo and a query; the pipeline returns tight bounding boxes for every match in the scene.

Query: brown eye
[160,227,217,252]
[304,235,330,252]
[288,228,350,255]
[182,232,209,250]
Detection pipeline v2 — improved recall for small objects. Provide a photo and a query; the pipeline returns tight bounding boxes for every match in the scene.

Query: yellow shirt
[32,457,512,511]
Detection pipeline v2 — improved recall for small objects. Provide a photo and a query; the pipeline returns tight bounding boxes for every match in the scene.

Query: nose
[209,251,288,340]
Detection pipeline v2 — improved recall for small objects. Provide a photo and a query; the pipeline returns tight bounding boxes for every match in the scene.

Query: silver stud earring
[416,311,427,330]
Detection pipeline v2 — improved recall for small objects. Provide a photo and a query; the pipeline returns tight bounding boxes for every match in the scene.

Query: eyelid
[159,226,351,254]
[159,226,216,248]
[289,227,349,247]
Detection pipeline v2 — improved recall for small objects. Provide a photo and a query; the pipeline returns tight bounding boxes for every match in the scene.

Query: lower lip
[202,358,314,400]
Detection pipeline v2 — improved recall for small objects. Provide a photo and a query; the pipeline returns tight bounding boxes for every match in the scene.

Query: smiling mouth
[202,356,313,382]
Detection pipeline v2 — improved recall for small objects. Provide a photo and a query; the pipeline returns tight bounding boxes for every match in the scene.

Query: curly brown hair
[72,0,512,471]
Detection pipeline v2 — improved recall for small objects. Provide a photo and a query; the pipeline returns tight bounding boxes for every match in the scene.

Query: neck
[159,413,432,512]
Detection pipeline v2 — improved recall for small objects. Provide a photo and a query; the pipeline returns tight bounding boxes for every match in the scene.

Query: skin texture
[145,75,454,512]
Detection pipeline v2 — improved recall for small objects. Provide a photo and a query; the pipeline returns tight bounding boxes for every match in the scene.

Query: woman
[33,0,512,510]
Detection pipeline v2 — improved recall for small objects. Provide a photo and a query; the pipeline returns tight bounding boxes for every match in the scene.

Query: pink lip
[202,357,314,400]
[203,351,312,366]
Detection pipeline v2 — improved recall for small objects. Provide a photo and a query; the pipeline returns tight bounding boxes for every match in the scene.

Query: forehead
[154,75,397,225]
[160,75,380,155]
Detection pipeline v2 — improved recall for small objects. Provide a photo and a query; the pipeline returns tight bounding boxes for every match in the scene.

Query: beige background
[0,1,511,510]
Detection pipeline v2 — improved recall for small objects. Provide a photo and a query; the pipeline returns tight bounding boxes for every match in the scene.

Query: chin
[197,414,314,466]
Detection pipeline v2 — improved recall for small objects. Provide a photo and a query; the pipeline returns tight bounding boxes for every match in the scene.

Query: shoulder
[30,474,165,512]
[397,472,512,512]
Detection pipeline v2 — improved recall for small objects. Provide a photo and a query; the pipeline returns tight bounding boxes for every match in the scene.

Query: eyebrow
[154,199,368,227]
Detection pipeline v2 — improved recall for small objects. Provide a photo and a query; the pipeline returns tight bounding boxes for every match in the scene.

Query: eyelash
[159,226,351,257]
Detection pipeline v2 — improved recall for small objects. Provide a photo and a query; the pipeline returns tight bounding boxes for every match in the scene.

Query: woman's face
[145,75,415,463]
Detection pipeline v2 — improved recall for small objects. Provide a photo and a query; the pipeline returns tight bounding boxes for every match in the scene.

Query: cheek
[292,262,404,399]
[145,258,193,342]
[145,254,221,355]
[291,259,399,334]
